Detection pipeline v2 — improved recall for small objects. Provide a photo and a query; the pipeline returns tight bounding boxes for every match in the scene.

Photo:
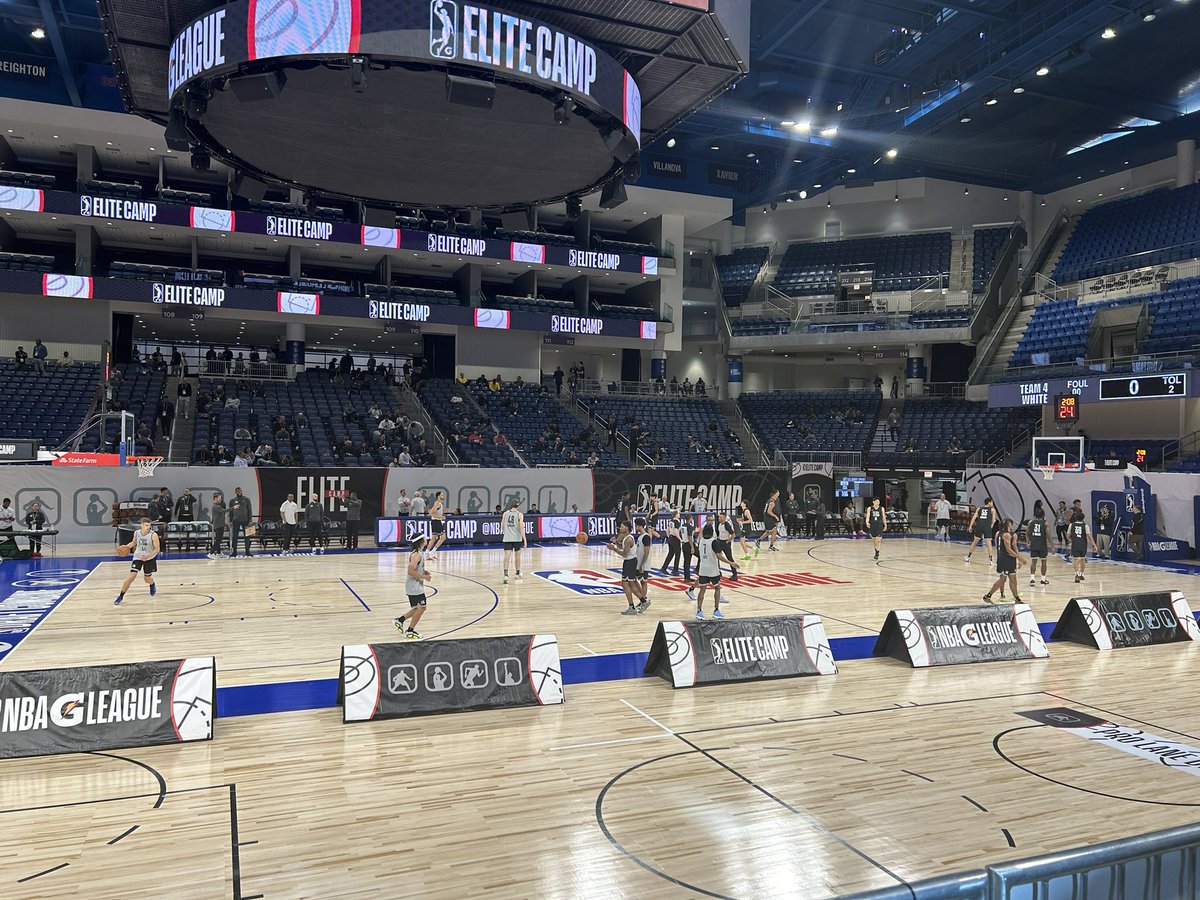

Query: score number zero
[1099,373,1186,400]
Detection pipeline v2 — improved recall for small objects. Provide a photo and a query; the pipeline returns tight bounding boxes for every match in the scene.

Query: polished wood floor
[2,536,1199,898]
[10,536,1190,684]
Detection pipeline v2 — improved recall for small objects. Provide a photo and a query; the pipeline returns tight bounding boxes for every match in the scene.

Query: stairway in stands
[165,375,195,464]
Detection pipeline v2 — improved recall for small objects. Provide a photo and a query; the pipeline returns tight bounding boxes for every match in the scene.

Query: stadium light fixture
[31,27,45,39]
[984,94,998,106]
[1012,86,1026,94]
[960,114,973,123]
[1101,25,1117,38]
[819,126,837,138]
[1036,65,1051,76]
[666,137,676,148]
[886,148,898,159]
[799,190,808,199]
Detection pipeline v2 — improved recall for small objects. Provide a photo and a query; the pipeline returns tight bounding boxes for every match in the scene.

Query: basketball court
[2,534,1199,897]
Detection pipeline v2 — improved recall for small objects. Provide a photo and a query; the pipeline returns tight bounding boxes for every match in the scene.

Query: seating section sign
[644,615,836,688]
[340,634,562,721]
[874,604,1048,667]
[0,657,215,759]
[1051,591,1200,650]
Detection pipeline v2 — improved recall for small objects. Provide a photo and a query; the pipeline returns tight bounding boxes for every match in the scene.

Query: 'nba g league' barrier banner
[0,657,215,759]
[340,634,562,721]
[644,615,837,688]
[1052,591,1200,650]
[874,605,1048,668]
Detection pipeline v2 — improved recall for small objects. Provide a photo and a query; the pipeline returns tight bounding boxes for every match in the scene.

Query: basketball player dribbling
[692,524,725,620]
[427,491,448,560]
[1027,500,1054,586]
[964,497,996,564]
[115,518,159,605]
[394,535,432,639]
[501,499,526,585]
[867,497,886,560]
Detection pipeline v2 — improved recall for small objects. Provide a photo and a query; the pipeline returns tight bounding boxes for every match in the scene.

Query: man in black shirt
[228,487,254,558]
[553,366,564,396]
[1130,505,1145,561]
[174,487,196,522]
[23,502,46,558]
[13,346,28,371]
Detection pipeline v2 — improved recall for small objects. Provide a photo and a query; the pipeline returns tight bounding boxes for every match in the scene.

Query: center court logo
[535,568,852,596]
[430,0,457,59]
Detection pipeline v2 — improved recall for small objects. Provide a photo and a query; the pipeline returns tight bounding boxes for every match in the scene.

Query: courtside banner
[1051,591,1200,650]
[874,605,1048,668]
[594,469,790,520]
[258,468,386,529]
[340,635,562,722]
[0,657,215,759]
[644,615,836,688]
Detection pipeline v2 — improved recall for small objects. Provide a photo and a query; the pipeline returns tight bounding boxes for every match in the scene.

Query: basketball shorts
[621,559,640,581]
[697,574,721,586]
[973,525,988,539]
[1071,548,1088,560]
[431,520,445,535]
[131,558,158,575]
[1030,545,1047,560]
[870,527,884,538]
[936,518,950,528]
[713,539,730,556]
[503,540,522,551]
[407,593,427,608]
[996,558,1016,575]
[764,515,779,530]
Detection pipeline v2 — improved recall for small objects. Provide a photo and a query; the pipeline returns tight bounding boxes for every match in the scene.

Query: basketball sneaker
[685,586,696,602]
[394,617,406,632]
[405,630,422,641]
[741,554,752,561]
[711,609,725,619]
[769,545,779,552]
[753,545,760,558]
[1029,577,1036,586]
[516,573,522,581]
[1012,596,1023,605]
[502,575,509,585]
[695,609,705,620]
[636,599,651,614]
[874,550,879,560]
[964,553,972,562]
[621,606,638,616]
[114,594,124,605]
[982,593,993,604]
[1041,578,1050,585]
[149,583,157,597]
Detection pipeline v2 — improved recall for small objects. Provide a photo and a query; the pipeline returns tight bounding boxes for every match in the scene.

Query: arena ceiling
[0,0,1198,209]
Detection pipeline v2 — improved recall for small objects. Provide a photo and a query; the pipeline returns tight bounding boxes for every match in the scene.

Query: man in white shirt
[396,449,414,467]
[933,492,952,543]
[0,498,14,533]
[279,493,299,553]
[379,416,395,433]
[397,490,412,514]
[409,491,427,516]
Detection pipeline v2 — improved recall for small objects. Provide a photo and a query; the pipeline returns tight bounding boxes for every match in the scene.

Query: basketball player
[715,512,740,582]
[1026,500,1054,586]
[757,490,781,553]
[1054,501,1070,546]
[394,535,431,640]
[692,524,725,620]
[633,518,653,608]
[933,492,952,542]
[983,519,1024,604]
[606,522,645,615]
[1069,510,1100,583]
[964,497,996,563]
[427,491,447,559]
[501,499,526,585]
[114,518,159,605]
[736,500,756,560]
[867,496,887,560]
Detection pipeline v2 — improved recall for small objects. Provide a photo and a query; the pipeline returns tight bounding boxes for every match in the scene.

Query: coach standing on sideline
[174,487,196,522]
[345,491,362,551]
[24,501,46,558]
[304,495,325,552]
[280,493,299,554]
[208,492,227,558]
[228,487,253,558]
[784,491,801,538]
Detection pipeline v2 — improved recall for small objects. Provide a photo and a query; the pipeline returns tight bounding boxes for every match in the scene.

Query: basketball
[116,545,130,557]
[575,532,588,544]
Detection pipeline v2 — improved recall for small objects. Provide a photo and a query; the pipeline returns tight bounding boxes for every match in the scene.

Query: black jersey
[1070,522,1089,557]
[1028,518,1048,556]
[867,506,885,535]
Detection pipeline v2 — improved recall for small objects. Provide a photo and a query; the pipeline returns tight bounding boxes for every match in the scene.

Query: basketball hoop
[132,456,164,479]
[1038,464,1060,481]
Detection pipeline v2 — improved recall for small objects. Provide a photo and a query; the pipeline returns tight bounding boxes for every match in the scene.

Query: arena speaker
[445,74,495,110]
[231,173,268,201]
[598,179,627,210]
[231,71,287,103]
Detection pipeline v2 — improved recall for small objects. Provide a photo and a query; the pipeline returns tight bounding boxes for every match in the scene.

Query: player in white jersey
[692,524,725,620]
[501,499,526,584]
[394,535,432,639]
[115,517,160,605]
[632,518,653,609]
[606,522,645,615]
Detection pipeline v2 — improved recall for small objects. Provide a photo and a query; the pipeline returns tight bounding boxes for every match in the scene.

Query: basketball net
[134,456,164,479]
[1037,464,1060,481]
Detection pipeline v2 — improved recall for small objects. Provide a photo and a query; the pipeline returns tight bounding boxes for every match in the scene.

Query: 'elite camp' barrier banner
[340,635,562,721]
[644,615,836,688]
[0,657,215,759]
[874,604,1048,668]
[594,469,793,523]
[1051,591,1200,650]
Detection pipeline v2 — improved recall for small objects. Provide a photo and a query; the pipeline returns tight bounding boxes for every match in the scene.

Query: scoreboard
[1054,394,1079,425]
[1098,373,1187,401]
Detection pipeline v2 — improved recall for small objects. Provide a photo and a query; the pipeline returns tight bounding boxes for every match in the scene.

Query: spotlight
[1036,65,1051,76]
[984,93,998,106]
[886,148,898,159]
[785,197,794,203]
[819,126,837,137]
[30,27,45,39]
[190,148,211,172]
[553,94,576,125]
[666,137,676,148]
[846,168,856,174]
[960,114,973,123]
[1101,25,1117,38]
[351,57,366,93]
[1003,193,1010,201]
[1012,85,1026,94]
[963,187,970,195]
[710,144,720,150]
[826,199,832,208]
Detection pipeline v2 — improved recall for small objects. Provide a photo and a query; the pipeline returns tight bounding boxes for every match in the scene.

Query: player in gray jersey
[692,525,725,620]
[115,517,160,606]
[501,499,526,585]
[606,522,642,615]
[394,535,432,639]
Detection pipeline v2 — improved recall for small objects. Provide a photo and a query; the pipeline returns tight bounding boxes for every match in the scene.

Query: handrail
[999,345,1199,382]
[575,378,720,400]
[398,380,458,466]
[722,397,770,467]
[1021,205,1070,298]
[1161,428,1200,468]
[1056,240,1200,284]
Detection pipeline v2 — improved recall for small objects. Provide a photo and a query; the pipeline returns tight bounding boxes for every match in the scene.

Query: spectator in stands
[904,439,918,453]
[395,448,414,466]
[343,406,358,424]
[205,347,217,373]
[295,412,309,429]
[170,347,182,376]
[873,374,883,394]
[554,366,564,396]
[233,448,251,467]
[213,444,232,464]
[234,425,253,442]
[339,352,354,379]
[157,398,175,439]
[225,393,240,410]
[887,409,900,442]
[891,376,899,399]
[401,360,412,383]
[378,415,395,434]
[13,345,27,371]
[682,377,693,395]
[31,339,47,374]
[587,449,599,467]
[493,432,508,446]
[221,346,233,372]
[57,351,73,368]
[696,377,707,397]
[151,348,165,371]
[489,375,502,391]
[176,379,192,420]
[407,419,425,444]
[368,401,382,419]
[606,416,618,450]
[136,420,156,453]
[947,435,963,454]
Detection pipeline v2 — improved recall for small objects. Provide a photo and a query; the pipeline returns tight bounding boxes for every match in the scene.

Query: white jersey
[698,538,720,577]
[502,509,523,542]
[934,499,951,519]
[623,535,639,561]
[430,500,445,520]
[405,551,427,596]
[133,529,156,561]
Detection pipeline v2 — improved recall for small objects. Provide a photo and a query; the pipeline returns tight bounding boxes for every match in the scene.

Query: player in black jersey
[1026,500,1054,587]
[867,497,887,560]
[1068,510,1100,583]
[983,519,1024,604]
[964,497,996,564]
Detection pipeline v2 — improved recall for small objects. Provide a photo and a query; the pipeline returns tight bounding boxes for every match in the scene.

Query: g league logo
[427,233,438,253]
[266,217,277,236]
[80,196,92,217]
[152,283,164,304]
[430,0,457,59]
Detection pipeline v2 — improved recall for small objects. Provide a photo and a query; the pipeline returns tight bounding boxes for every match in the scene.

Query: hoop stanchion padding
[339,634,562,722]
[874,604,1048,668]
[644,615,836,688]
[1051,591,1200,650]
